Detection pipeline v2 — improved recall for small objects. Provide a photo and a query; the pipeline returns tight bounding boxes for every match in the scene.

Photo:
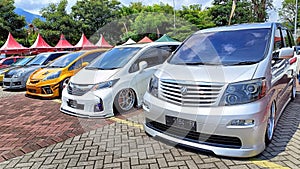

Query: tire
[59,78,70,97]
[265,102,276,146]
[291,77,297,101]
[113,88,136,115]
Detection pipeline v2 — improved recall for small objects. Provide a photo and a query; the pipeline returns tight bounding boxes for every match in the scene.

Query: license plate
[68,99,77,108]
[166,115,196,131]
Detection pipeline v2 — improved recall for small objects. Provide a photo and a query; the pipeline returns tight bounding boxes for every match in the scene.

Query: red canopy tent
[138,36,153,43]
[95,34,113,48]
[55,34,74,50]
[0,32,29,55]
[30,33,54,54]
[75,33,98,50]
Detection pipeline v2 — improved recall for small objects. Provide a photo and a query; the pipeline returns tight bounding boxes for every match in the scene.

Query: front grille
[3,82,10,86]
[159,80,224,107]
[27,89,36,93]
[4,74,12,78]
[146,118,242,149]
[67,83,92,96]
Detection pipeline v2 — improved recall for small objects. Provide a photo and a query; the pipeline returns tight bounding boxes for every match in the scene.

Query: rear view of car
[3,52,68,89]
[26,49,107,98]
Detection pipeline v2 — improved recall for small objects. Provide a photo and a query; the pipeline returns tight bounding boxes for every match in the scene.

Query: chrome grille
[159,80,224,107]
[67,83,93,96]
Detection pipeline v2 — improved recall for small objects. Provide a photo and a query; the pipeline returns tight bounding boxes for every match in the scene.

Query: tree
[33,0,78,46]
[209,0,258,26]
[71,0,121,42]
[178,5,215,29]
[278,0,299,31]
[0,0,26,46]
[251,0,274,22]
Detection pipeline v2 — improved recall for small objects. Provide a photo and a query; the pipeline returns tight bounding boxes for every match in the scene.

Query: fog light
[229,119,254,126]
[94,99,104,112]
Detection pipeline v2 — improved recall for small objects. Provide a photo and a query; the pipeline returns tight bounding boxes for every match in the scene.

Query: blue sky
[14,0,282,21]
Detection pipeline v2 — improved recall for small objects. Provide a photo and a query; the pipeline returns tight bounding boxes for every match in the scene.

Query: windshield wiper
[228,61,258,66]
[85,67,105,70]
[47,65,63,68]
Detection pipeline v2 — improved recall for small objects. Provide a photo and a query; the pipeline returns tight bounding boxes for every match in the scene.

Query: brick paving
[0,93,299,168]
[0,94,114,162]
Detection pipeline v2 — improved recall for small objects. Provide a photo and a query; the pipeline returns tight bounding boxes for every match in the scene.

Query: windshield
[86,47,141,70]
[12,57,33,66]
[27,54,49,66]
[169,28,271,66]
[47,52,84,68]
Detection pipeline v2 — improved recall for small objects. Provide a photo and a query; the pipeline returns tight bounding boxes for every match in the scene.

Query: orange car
[26,49,108,98]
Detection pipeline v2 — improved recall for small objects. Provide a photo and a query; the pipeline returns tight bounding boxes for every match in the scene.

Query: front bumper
[143,92,269,158]
[26,82,60,98]
[60,88,115,118]
[2,77,26,89]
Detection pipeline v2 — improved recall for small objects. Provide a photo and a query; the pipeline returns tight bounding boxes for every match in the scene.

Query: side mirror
[82,62,89,67]
[278,48,294,59]
[139,61,148,73]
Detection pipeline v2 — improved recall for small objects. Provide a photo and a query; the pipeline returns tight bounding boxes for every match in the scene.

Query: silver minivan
[143,23,297,157]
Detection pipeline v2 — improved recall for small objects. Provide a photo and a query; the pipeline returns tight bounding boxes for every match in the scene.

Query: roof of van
[197,22,276,34]
[114,41,181,48]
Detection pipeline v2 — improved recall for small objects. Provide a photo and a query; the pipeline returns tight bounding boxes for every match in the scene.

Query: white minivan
[143,23,297,157]
[60,42,180,118]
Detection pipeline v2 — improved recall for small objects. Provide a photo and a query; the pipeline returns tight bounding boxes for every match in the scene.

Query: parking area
[0,86,299,168]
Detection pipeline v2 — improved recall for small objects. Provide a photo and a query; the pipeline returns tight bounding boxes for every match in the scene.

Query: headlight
[43,71,61,81]
[148,75,159,97]
[12,71,24,78]
[220,78,267,106]
[91,79,119,91]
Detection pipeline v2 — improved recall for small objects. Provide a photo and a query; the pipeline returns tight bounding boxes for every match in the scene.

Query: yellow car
[26,49,108,98]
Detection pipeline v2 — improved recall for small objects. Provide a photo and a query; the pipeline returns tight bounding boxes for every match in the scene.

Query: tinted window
[169,28,271,66]
[82,52,103,63]
[86,47,141,70]
[48,52,84,68]
[12,57,34,66]
[69,59,82,70]
[130,45,178,73]
[27,54,48,65]
[2,59,14,65]
[44,53,68,64]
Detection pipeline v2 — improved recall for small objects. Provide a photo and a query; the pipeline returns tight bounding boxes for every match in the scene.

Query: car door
[129,45,178,99]
[271,26,294,116]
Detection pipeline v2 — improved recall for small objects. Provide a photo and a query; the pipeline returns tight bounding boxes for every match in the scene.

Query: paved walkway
[0,95,299,168]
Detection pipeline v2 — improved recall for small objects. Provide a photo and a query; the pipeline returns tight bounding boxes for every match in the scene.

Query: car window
[274,27,282,51]
[86,47,141,70]
[282,29,293,48]
[82,52,103,63]
[48,52,84,68]
[44,53,68,65]
[129,45,178,73]
[2,59,14,65]
[69,59,83,71]
[169,28,270,66]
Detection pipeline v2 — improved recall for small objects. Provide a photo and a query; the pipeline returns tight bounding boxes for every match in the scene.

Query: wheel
[291,78,296,101]
[265,102,276,145]
[113,88,136,115]
[59,78,70,96]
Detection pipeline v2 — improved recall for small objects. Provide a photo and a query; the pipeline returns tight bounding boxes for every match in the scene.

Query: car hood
[71,68,120,85]
[5,65,43,77]
[156,63,259,84]
[30,68,63,80]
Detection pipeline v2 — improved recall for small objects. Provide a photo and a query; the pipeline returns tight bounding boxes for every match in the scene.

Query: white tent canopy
[123,38,136,45]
